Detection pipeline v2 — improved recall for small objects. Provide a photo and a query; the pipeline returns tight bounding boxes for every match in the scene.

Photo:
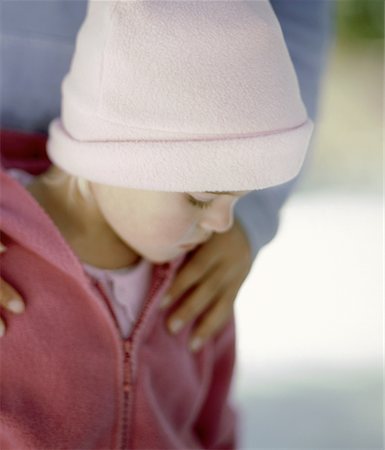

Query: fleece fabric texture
[47,0,313,191]
[8,168,153,339]
[0,169,238,449]
[0,0,333,263]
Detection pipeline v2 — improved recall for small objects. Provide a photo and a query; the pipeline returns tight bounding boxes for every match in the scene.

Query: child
[0,1,313,448]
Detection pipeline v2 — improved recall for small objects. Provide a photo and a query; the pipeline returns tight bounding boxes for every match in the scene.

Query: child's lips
[180,243,198,250]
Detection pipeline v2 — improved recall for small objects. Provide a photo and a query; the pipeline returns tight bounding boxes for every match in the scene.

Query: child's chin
[145,248,185,264]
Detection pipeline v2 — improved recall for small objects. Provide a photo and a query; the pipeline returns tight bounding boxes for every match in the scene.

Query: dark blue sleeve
[0,0,87,132]
[235,0,336,260]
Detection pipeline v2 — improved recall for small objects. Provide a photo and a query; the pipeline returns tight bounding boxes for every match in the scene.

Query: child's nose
[199,203,235,234]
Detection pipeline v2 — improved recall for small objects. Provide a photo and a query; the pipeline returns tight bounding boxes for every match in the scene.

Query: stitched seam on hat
[58,119,310,144]
[126,120,309,143]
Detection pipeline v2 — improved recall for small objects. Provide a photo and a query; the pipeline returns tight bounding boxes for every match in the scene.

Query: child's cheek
[150,208,198,245]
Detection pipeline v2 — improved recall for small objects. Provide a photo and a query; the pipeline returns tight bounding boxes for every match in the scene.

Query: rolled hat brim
[47,118,313,192]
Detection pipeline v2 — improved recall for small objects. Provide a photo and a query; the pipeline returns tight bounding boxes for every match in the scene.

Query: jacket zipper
[94,280,133,450]
[120,263,171,450]
[92,280,129,449]
[93,266,169,449]
[89,261,176,449]
[121,339,132,450]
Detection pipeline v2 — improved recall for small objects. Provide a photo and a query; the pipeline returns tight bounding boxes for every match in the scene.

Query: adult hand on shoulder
[160,219,253,353]
[0,242,25,337]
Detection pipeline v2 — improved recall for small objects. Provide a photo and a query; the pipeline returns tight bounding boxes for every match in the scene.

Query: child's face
[90,184,250,263]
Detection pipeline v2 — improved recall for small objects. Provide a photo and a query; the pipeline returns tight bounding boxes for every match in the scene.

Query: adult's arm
[235,0,336,260]
[0,0,88,132]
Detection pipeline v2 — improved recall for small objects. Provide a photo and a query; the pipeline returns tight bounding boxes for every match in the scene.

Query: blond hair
[41,166,94,205]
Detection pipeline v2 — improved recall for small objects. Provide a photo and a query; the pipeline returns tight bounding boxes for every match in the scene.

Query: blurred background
[234,1,383,448]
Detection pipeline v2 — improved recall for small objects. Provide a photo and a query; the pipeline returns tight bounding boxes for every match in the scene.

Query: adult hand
[0,243,25,337]
[160,218,253,353]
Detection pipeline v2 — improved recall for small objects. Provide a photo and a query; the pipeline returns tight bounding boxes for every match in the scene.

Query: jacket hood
[0,170,184,284]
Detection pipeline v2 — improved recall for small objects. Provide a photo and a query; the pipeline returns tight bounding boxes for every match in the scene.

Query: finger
[160,245,218,309]
[0,242,6,253]
[188,293,235,353]
[166,265,222,334]
[0,278,25,314]
[0,317,5,337]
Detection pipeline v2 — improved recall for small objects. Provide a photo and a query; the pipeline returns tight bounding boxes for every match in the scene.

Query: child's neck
[26,167,141,270]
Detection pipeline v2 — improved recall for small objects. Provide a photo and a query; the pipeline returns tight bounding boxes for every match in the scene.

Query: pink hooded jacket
[0,167,238,449]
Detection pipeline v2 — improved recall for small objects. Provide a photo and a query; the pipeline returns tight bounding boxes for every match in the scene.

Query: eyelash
[187,195,213,210]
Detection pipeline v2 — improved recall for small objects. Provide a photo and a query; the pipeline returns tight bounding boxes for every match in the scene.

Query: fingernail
[169,318,184,334]
[160,294,171,309]
[190,337,203,353]
[0,321,5,337]
[8,299,25,314]
[0,243,6,253]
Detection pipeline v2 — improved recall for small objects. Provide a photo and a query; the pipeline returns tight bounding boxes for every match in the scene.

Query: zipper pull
[124,340,131,354]
[123,340,132,393]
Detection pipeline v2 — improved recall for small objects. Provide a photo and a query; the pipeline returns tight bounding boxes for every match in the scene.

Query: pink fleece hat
[47,0,313,192]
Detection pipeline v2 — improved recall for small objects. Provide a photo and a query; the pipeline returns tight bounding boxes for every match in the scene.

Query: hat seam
[61,119,309,145]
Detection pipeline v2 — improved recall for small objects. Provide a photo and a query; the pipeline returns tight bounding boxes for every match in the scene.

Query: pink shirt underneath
[83,260,152,338]
[8,168,153,338]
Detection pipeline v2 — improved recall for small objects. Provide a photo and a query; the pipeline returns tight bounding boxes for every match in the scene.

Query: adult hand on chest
[160,219,253,353]
[0,242,25,336]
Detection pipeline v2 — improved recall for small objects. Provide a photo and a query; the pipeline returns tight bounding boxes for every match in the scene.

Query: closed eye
[186,195,213,209]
